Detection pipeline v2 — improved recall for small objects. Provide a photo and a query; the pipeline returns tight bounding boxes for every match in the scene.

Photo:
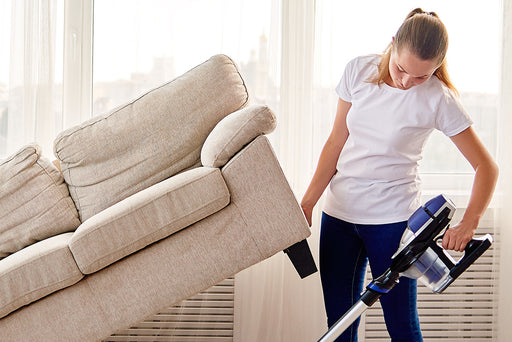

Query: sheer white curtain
[0,0,62,159]
[497,1,512,340]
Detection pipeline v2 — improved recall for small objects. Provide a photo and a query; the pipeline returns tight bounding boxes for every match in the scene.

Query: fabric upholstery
[0,233,83,319]
[220,135,311,258]
[54,54,248,221]
[69,167,230,274]
[201,105,277,168]
[0,144,80,259]
[0,135,310,342]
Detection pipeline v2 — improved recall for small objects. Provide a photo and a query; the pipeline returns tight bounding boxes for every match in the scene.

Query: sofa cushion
[201,105,277,168]
[69,167,230,274]
[54,54,248,222]
[0,233,83,319]
[0,144,81,259]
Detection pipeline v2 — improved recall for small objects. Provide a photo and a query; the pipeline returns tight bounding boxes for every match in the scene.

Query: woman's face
[388,46,439,90]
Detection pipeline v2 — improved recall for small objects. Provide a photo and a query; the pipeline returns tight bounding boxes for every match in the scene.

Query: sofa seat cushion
[0,233,83,319]
[0,144,81,260]
[69,167,230,274]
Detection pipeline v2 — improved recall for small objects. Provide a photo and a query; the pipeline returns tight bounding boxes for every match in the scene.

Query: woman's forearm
[462,160,499,228]
[301,139,343,209]
[444,127,499,251]
[301,98,351,225]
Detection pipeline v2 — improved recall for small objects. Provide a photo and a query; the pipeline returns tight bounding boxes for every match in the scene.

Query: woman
[301,8,498,342]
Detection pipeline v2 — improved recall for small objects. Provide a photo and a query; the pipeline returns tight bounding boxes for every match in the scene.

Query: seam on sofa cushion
[35,159,64,193]
[0,144,39,168]
[0,243,79,278]
[0,245,84,318]
[64,167,81,218]
[221,136,261,174]
[0,273,83,319]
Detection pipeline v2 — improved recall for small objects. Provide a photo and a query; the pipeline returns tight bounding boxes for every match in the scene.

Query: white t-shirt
[323,54,473,224]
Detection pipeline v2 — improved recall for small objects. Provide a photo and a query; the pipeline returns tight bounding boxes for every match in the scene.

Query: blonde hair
[370,8,459,95]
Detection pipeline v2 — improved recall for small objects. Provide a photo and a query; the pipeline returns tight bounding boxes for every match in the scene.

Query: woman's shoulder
[421,76,459,101]
[343,54,381,81]
[346,54,380,70]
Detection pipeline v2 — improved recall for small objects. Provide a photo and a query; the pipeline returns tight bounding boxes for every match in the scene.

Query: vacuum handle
[449,234,493,279]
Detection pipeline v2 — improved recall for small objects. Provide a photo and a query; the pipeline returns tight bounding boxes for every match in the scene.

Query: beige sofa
[0,55,314,341]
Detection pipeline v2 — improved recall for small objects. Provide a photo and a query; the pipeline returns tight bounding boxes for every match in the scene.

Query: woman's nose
[402,75,413,88]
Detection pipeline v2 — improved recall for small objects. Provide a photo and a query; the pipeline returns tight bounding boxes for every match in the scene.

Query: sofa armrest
[201,105,276,168]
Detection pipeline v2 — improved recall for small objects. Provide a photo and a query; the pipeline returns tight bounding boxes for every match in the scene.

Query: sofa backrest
[54,55,249,221]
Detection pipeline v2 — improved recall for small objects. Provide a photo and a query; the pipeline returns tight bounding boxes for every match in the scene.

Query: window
[93,0,280,116]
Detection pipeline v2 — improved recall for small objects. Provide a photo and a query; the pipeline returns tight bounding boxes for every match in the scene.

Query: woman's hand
[301,202,313,227]
[442,219,477,252]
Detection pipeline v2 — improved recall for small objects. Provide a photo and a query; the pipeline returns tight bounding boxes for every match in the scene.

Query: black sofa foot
[283,239,318,279]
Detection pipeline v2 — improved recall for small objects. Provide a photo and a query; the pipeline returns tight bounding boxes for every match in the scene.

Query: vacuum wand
[318,270,398,342]
[317,194,493,342]
[317,293,377,342]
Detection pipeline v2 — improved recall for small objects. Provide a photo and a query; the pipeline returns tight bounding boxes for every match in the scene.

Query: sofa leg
[283,239,318,279]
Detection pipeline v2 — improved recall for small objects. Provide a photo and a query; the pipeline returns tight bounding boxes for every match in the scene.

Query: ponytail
[434,61,458,96]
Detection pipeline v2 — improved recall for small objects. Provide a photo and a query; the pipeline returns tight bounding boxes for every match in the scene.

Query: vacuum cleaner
[318,194,493,342]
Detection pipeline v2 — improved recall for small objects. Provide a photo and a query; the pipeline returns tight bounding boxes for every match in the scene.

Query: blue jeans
[320,213,423,342]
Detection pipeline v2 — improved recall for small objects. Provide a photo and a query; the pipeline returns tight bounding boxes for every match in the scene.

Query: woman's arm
[300,98,351,226]
[443,126,499,251]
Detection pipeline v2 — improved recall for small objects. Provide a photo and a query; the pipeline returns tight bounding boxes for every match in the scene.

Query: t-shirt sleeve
[435,88,473,137]
[335,58,357,102]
